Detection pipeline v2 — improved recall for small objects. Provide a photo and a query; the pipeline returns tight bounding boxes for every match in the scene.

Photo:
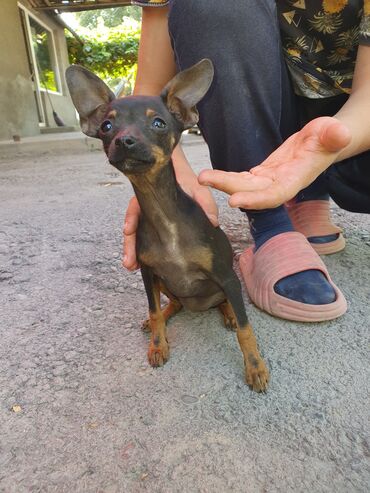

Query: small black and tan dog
[66,59,269,392]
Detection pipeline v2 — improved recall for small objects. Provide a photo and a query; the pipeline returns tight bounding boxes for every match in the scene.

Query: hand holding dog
[199,117,351,210]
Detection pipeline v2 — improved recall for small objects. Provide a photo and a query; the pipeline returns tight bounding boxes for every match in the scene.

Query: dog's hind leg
[141,265,170,367]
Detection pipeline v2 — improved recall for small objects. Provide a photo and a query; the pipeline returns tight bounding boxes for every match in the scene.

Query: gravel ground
[0,135,369,493]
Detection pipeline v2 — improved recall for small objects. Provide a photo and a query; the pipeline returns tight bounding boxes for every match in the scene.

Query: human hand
[198,117,351,209]
[122,196,141,271]
[122,180,219,271]
[179,176,219,227]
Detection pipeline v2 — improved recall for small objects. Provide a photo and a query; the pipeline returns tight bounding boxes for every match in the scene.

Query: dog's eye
[100,120,113,133]
[152,117,167,130]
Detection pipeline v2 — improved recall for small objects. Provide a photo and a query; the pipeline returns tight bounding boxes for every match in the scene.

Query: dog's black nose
[115,135,137,149]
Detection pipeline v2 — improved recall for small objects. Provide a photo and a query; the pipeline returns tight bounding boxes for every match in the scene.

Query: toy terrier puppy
[66,59,269,392]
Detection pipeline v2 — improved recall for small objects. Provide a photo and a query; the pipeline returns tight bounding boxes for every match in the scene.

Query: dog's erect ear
[66,65,115,137]
[160,59,214,129]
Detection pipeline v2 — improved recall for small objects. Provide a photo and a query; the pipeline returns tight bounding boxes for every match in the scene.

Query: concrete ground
[0,133,369,493]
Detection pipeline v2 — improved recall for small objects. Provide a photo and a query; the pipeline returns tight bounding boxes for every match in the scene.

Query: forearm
[334,45,370,162]
[334,90,370,162]
[134,7,197,181]
[133,7,176,96]
[171,144,201,185]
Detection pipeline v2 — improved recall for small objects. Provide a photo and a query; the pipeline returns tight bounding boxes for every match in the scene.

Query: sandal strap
[286,200,342,237]
[245,232,330,286]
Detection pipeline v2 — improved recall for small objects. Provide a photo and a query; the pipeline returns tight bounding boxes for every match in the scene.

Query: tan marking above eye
[107,110,117,119]
[146,109,156,118]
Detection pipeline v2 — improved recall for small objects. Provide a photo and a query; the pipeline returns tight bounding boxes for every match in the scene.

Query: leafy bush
[66,17,140,94]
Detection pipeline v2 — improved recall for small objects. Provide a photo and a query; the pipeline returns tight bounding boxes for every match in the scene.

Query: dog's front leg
[141,265,169,367]
[215,272,269,392]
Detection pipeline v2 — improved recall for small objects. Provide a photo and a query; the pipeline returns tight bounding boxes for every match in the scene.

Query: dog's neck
[127,159,182,232]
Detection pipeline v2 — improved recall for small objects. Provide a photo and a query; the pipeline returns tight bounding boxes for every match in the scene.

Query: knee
[170,0,277,28]
[168,0,281,76]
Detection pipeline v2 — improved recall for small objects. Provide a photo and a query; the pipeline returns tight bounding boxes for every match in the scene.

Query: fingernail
[123,255,127,265]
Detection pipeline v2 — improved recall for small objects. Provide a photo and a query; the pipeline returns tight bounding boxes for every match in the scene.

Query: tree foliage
[76,6,141,28]
[66,16,140,94]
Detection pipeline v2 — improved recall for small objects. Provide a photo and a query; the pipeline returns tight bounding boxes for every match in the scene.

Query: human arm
[199,45,370,210]
[334,44,370,160]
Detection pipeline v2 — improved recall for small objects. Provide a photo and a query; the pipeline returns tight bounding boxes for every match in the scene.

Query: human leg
[168,0,340,314]
[328,155,370,214]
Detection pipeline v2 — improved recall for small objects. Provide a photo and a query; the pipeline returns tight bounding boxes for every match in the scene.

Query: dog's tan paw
[245,356,269,393]
[222,312,238,331]
[141,318,151,333]
[218,301,237,331]
[148,341,169,368]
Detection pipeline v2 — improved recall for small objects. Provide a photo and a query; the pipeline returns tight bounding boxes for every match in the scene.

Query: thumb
[319,119,351,153]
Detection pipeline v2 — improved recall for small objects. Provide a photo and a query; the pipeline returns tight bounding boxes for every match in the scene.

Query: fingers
[122,232,139,271]
[192,186,219,226]
[198,169,279,210]
[198,170,243,194]
[198,169,272,195]
[228,190,284,210]
[124,196,140,235]
[122,197,140,271]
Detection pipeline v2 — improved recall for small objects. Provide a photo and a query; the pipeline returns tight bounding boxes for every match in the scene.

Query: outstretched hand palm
[198,117,351,209]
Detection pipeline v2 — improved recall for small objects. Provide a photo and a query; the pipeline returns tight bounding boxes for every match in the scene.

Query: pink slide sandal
[286,200,345,255]
[239,232,347,322]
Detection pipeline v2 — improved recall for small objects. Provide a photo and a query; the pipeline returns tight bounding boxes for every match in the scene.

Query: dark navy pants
[168,0,370,213]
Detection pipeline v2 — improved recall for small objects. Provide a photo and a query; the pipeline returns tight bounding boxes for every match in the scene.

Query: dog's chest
[137,221,215,296]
